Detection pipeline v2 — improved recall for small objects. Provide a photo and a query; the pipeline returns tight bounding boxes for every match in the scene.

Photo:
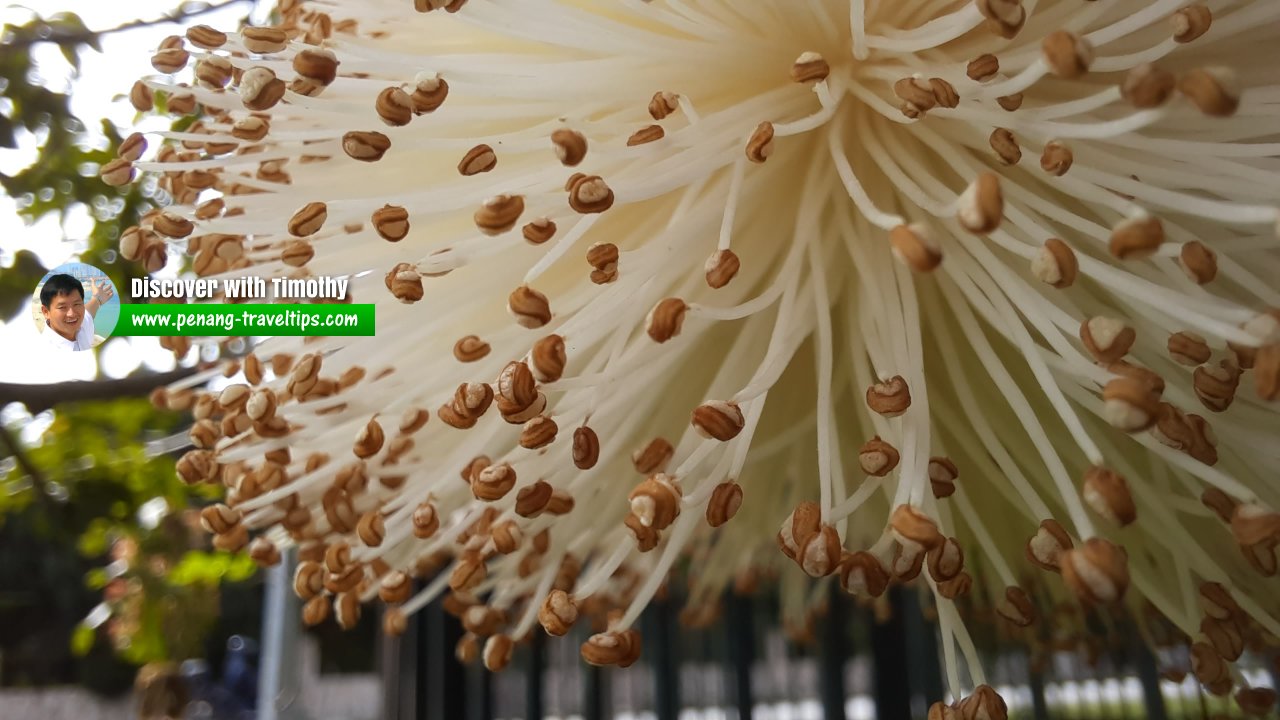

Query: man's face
[42,290,84,339]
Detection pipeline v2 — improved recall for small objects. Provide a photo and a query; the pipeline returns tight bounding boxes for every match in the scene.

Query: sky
[0,0,261,388]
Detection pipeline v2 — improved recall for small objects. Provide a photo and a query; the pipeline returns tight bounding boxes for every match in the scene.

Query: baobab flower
[110,0,1280,711]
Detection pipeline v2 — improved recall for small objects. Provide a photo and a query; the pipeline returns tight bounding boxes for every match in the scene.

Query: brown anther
[151,43,190,74]
[239,67,286,111]
[496,361,537,411]
[293,48,339,86]
[646,298,688,343]
[515,481,553,518]
[997,586,1035,627]
[154,211,194,239]
[989,128,1021,165]
[1202,615,1244,661]
[332,591,360,630]
[475,194,525,234]
[412,502,440,538]
[100,158,135,186]
[587,242,619,284]
[353,418,385,458]
[293,561,325,601]
[930,78,960,108]
[706,481,743,528]
[1178,241,1217,284]
[890,224,942,272]
[1041,30,1092,79]
[453,335,490,363]
[176,449,216,484]
[188,419,219,449]
[799,524,842,578]
[117,133,147,163]
[627,124,665,146]
[186,25,227,49]
[928,456,958,499]
[1231,503,1280,548]
[581,629,642,667]
[376,87,413,126]
[522,218,557,244]
[387,265,423,304]
[1040,140,1073,176]
[520,415,558,449]
[371,204,410,242]
[1191,641,1229,685]
[1257,345,1280,401]
[232,116,269,142]
[249,537,281,567]
[1237,687,1278,716]
[199,503,241,535]
[705,249,740,289]
[1082,466,1136,527]
[866,375,911,417]
[976,0,1025,38]
[129,80,153,112]
[551,128,588,166]
[1081,316,1136,363]
[396,407,429,435]
[641,89,679,119]
[539,590,578,636]
[280,239,314,267]
[508,285,552,328]
[1031,238,1078,288]
[859,436,900,477]
[783,51,829,83]
[890,505,943,550]
[195,56,234,89]
[928,702,958,720]
[967,54,999,83]
[892,542,925,582]
[958,685,1009,720]
[1172,5,1212,43]
[572,426,600,469]
[382,608,408,637]
[1026,518,1073,572]
[1180,68,1239,117]
[1060,537,1129,604]
[927,537,964,581]
[567,175,615,214]
[411,74,449,113]
[839,551,889,598]
[629,474,682,531]
[745,121,774,163]
[1201,488,1238,525]
[342,131,391,162]
[449,553,486,592]
[691,400,744,441]
[472,463,517,502]
[356,510,385,547]
[378,571,413,604]
[1102,377,1160,432]
[894,76,937,115]
[1166,331,1211,366]
[458,144,497,176]
[957,172,1003,234]
[996,92,1024,111]
[1121,64,1176,109]
[632,437,674,474]
[300,595,329,627]
[937,572,972,599]
[241,26,288,54]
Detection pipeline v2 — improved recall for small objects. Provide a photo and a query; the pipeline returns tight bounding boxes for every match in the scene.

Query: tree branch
[0,423,47,492]
[0,366,199,414]
[2,0,254,51]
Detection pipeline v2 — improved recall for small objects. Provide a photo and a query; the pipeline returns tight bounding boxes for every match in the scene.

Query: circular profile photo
[32,262,120,352]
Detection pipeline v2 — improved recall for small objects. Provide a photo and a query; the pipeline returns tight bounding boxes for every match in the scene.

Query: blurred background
[0,2,1276,719]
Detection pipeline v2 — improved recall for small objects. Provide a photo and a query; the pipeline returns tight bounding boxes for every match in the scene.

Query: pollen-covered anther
[1026,518,1073,572]
[890,224,941,272]
[866,375,911,417]
[1173,4,1213,43]
[928,456,958,498]
[976,0,1025,39]
[151,36,189,73]
[378,570,412,605]
[100,158,135,186]
[412,502,440,539]
[1083,466,1137,527]
[704,249,740,289]
[581,629,642,668]
[472,462,516,502]
[927,537,964,581]
[1230,503,1280,549]
[1180,68,1240,117]
[1081,316,1136,364]
[957,172,1003,234]
[996,586,1036,627]
[648,91,679,120]
[838,551,889,598]
[523,218,556,245]
[410,73,448,113]
[342,131,391,162]
[1060,537,1130,604]
[890,505,943,550]
[1102,377,1161,432]
[386,264,423,304]
[475,194,525,235]
[745,122,774,163]
[858,436,900,477]
[790,51,830,83]
[520,415,558,449]
[1041,30,1093,79]
[799,524,842,577]
[989,128,1021,165]
[239,67,286,111]
[458,144,497,175]
[586,243,619,284]
[372,205,410,242]
[1122,64,1176,108]
[893,76,937,116]
[646,298,688,343]
[248,537,281,567]
[539,590,578,636]
[567,175,614,214]
[1029,237,1078,288]
[357,510,385,547]
[293,48,339,86]
[199,503,241,535]
[691,400,744,441]
[508,285,552,328]
[375,87,414,126]
[629,473,682,530]
[1040,140,1073,176]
